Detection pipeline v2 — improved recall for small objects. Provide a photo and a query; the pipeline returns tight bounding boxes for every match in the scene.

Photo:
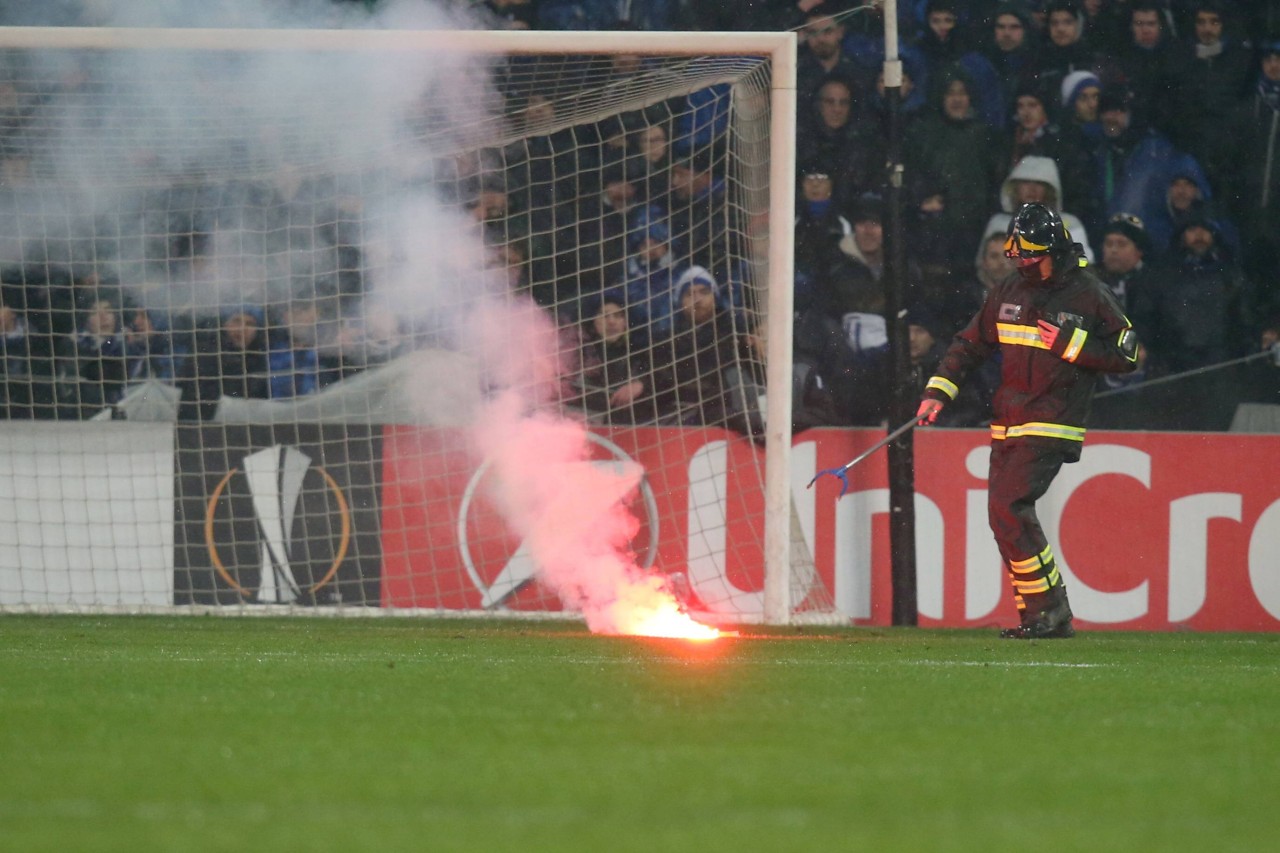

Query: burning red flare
[604,574,722,640]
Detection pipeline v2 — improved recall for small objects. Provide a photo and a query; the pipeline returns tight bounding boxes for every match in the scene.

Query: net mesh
[0,29,835,623]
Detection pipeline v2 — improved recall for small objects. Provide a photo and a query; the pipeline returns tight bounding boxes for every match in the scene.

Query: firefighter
[916,203,1140,638]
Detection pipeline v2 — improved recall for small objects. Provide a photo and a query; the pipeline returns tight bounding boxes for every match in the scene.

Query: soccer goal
[0,24,837,626]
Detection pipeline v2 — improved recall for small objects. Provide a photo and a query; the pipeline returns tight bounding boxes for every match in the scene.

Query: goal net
[0,25,837,626]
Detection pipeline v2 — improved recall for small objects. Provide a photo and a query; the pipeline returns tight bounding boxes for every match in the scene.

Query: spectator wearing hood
[868,47,930,141]
[1002,81,1101,228]
[1020,0,1100,115]
[950,229,1017,332]
[618,212,679,339]
[1132,212,1253,376]
[1217,40,1280,317]
[796,75,885,201]
[982,154,1096,261]
[667,147,740,285]
[912,0,1007,129]
[982,3,1039,115]
[1145,166,1240,260]
[1093,85,1203,238]
[797,8,868,112]
[904,66,1003,255]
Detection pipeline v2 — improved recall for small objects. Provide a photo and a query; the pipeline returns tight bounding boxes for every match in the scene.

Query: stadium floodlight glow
[0,24,838,627]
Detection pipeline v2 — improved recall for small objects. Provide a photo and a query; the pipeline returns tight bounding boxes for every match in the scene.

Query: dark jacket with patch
[923,251,1138,453]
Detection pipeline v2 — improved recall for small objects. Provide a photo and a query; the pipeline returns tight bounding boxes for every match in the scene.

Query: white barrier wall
[0,423,175,607]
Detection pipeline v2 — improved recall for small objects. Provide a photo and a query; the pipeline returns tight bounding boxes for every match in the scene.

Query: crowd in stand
[0,0,1277,432]
[780,0,1280,427]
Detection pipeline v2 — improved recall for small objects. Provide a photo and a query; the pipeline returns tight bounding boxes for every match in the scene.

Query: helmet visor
[1004,231,1051,260]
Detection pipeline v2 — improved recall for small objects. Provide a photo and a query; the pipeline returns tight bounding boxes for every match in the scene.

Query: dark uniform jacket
[923,252,1139,455]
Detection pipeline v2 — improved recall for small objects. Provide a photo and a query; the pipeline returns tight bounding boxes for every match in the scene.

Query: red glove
[1037,319,1060,349]
[916,399,944,425]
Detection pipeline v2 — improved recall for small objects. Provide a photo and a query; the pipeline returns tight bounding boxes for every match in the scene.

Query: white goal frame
[0,26,799,624]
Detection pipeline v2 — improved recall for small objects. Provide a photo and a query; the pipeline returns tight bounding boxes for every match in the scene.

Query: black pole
[881,38,918,626]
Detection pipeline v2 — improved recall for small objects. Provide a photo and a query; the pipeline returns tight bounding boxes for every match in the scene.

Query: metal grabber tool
[806,415,921,497]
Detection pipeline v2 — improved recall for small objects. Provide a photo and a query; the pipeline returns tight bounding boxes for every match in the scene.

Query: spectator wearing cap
[829,193,924,360]
[1133,212,1253,376]
[833,192,889,316]
[982,154,1096,261]
[903,66,1003,254]
[1169,0,1255,175]
[1097,213,1154,312]
[1057,69,1102,143]
[1217,39,1280,316]
[649,265,763,436]
[1093,85,1201,238]
[794,165,853,299]
[796,76,885,202]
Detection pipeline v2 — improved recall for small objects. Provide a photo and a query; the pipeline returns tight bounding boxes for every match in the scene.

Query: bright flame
[605,574,722,641]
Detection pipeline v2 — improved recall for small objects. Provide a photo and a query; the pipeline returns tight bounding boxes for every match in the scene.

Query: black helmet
[1004,203,1072,260]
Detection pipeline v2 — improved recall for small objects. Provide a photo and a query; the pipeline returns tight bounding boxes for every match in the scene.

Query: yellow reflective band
[1013,577,1051,595]
[926,376,958,399]
[996,323,1049,349]
[1016,234,1048,252]
[1010,546,1054,573]
[1046,565,1061,587]
[991,422,1087,441]
[1063,327,1088,362]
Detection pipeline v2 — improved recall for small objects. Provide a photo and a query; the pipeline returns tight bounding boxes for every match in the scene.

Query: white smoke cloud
[3,0,711,634]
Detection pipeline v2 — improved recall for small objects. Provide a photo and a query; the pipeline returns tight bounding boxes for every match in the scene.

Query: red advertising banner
[381,425,1280,632]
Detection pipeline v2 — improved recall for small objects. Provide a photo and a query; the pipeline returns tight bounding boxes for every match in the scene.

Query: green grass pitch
[2,617,1278,852]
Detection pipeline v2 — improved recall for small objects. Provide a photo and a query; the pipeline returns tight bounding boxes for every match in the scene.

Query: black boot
[1000,586,1075,639]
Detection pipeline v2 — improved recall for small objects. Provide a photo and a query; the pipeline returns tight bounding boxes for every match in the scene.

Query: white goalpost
[0,24,834,625]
